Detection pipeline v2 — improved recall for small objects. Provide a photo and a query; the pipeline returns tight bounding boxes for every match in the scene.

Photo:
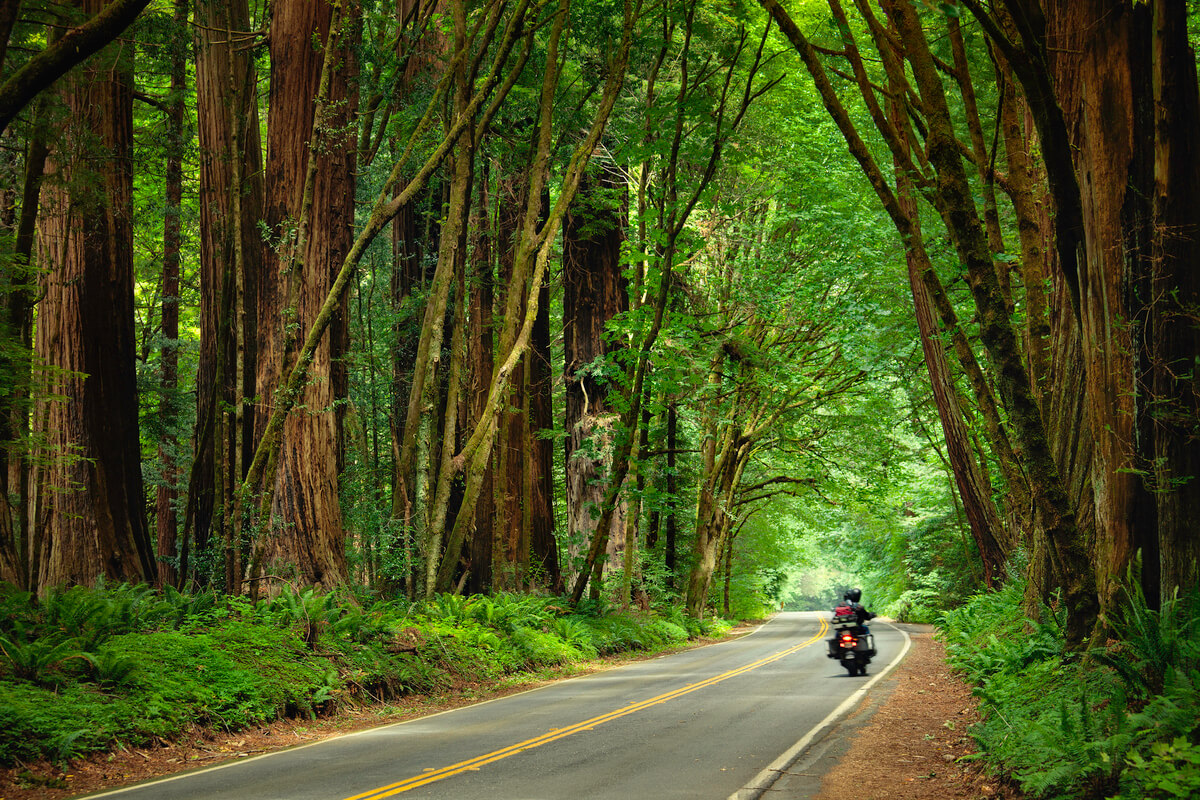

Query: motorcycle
[826,604,875,676]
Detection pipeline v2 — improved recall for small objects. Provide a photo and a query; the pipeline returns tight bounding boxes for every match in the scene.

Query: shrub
[550,616,599,659]
[0,634,83,685]
[509,625,579,666]
[1118,735,1200,800]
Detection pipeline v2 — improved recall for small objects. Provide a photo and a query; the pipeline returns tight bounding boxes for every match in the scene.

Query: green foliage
[509,626,580,666]
[1119,736,1200,800]
[550,616,600,659]
[940,579,1200,800]
[655,603,731,639]
[1090,581,1200,698]
[0,634,83,685]
[40,582,168,649]
[80,647,140,687]
[580,613,647,654]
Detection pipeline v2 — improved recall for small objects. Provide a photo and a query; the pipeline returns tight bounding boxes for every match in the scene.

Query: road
[85,612,908,800]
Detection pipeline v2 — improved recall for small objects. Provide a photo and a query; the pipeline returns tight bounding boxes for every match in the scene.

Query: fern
[81,648,139,686]
[1092,581,1200,697]
[0,635,83,684]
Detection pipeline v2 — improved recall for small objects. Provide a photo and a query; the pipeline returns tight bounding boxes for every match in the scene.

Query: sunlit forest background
[1,0,1197,625]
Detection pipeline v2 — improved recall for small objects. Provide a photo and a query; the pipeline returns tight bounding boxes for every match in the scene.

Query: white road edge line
[727,619,914,800]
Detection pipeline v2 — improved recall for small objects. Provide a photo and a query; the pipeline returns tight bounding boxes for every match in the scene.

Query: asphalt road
[84,612,908,800]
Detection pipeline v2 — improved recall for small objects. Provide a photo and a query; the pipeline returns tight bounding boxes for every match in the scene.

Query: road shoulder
[767,623,1023,800]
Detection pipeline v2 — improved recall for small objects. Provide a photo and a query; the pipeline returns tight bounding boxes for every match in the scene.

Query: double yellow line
[344,616,829,799]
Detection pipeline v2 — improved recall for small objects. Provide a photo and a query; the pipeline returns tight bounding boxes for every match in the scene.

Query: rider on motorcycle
[843,587,874,633]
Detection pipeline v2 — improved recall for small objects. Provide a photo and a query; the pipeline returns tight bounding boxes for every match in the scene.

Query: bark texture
[495,181,559,592]
[563,163,629,586]
[191,0,264,584]
[256,0,355,588]
[465,169,494,595]
[32,0,153,590]
[1009,0,1200,614]
[1147,0,1200,599]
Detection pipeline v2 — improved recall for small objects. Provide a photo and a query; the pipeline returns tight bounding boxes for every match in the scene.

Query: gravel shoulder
[773,622,1023,800]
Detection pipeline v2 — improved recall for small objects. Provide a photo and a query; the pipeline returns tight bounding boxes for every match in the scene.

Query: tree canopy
[0,0,1196,638]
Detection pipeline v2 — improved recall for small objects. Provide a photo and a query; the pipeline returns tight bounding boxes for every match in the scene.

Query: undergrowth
[940,578,1200,800]
[0,582,729,766]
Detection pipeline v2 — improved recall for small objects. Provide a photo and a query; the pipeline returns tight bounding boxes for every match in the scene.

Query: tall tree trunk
[434,0,637,595]
[491,172,522,591]
[1038,0,1153,624]
[885,0,1096,642]
[465,162,494,595]
[155,0,187,588]
[527,270,559,591]
[496,198,529,591]
[961,0,1200,620]
[563,162,629,587]
[190,0,264,587]
[664,401,678,587]
[686,432,749,618]
[1147,0,1200,601]
[885,61,1008,587]
[254,0,357,590]
[33,0,153,591]
[496,181,558,592]
[409,1,477,597]
[0,97,47,588]
[994,49,1052,399]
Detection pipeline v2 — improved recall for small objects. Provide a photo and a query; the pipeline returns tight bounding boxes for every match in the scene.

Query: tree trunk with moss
[1034,0,1200,612]
[563,163,629,588]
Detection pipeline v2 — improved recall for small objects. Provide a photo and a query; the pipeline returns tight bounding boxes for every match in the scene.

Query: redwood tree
[562,162,629,587]
[255,0,357,589]
[32,0,153,591]
[189,0,265,589]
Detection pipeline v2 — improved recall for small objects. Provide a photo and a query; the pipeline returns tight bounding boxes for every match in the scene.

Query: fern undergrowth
[940,577,1200,800]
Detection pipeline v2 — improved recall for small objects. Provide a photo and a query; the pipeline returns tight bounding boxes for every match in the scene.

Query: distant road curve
[87,612,908,800]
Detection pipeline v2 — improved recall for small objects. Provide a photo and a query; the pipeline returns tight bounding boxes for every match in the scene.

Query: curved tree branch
[0,0,151,136]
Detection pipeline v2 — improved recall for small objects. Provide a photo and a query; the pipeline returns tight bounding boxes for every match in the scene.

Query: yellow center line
[342,617,830,800]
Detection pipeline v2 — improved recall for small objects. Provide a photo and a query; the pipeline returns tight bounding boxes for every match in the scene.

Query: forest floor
[0,620,1023,800]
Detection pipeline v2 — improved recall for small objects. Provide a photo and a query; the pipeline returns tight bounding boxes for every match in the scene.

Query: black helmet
[845,588,862,603]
